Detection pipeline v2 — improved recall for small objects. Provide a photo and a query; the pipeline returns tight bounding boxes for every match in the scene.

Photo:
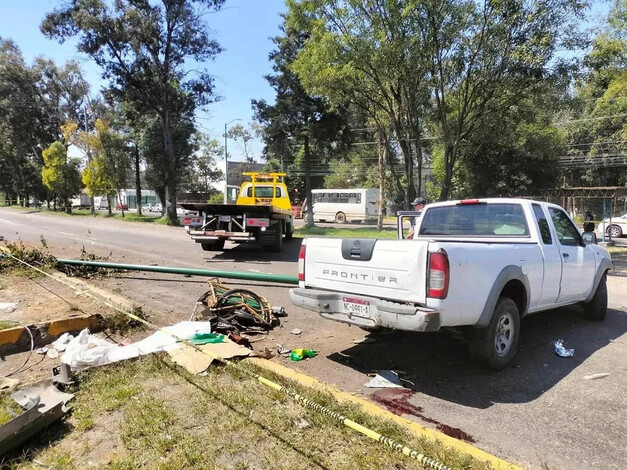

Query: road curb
[0,314,102,353]
[247,357,524,470]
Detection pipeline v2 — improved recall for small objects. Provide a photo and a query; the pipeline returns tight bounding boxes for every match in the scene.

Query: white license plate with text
[218,215,231,222]
[342,297,370,318]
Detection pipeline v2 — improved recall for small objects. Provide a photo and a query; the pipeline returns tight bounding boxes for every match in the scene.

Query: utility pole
[85,106,95,215]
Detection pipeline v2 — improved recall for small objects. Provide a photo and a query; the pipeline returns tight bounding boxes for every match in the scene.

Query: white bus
[312,188,380,223]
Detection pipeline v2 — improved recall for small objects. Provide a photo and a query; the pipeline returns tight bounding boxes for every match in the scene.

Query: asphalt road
[1,208,626,469]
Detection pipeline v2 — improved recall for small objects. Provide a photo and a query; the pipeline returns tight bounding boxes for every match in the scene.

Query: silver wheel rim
[494,313,514,357]
[610,226,620,237]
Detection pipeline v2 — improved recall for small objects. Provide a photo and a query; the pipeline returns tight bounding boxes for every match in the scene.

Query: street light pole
[223,118,242,204]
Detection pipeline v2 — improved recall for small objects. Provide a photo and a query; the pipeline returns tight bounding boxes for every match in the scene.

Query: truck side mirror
[582,232,597,245]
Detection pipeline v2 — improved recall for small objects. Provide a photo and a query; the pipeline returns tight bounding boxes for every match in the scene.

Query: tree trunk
[377,131,386,231]
[134,144,142,216]
[117,190,125,218]
[162,110,177,224]
[304,133,313,227]
[438,145,455,201]
[107,195,112,216]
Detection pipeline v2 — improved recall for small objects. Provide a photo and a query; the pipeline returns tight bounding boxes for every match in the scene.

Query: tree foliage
[42,0,224,222]
[41,141,82,212]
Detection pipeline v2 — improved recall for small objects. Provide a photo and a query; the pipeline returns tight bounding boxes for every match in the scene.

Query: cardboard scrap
[167,337,252,374]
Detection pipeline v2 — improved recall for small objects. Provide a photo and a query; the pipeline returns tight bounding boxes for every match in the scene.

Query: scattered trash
[62,321,213,370]
[554,339,574,357]
[36,347,48,355]
[188,332,225,345]
[191,279,280,335]
[46,349,59,359]
[290,328,302,335]
[583,373,610,380]
[272,306,288,317]
[276,344,291,357]
[365,370,403,388]
[1,380,74,458]
[0,302,17,313]
[296,418,310,429]
[167,337,252,374]
[0,376,20,392]
[255,347,275,359]
[352,337,376,344]
[52,363,74,386]
[227,331,252,349]
[52,332,74,352]
[289,349,317,361]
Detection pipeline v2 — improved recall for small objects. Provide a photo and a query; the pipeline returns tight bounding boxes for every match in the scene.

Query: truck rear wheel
[201,241,225,251]
[285,222,294,240]
[583,274,607,321]
[469,296,520,370]
[269,223,283,252]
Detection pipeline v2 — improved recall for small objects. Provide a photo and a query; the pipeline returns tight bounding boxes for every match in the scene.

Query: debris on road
[364,370,403,388]
[289,348,317,361]
[554,339,575,357]
[352,336,376,344]
[0,302,17,313]
[583,373,610,380]
[1,377,20,392]
[272,306,288,317]
[167,338,252,374]
[0,380,74,458]
[51,332,73,352]
[191,279,280,335]
[36,347,48,355]
[290,328,302,335]
[255,347,275,359]
[276,344,291,357]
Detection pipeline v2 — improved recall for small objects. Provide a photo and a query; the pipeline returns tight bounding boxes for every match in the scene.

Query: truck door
[548,207,595,303]
[531,204,562,307]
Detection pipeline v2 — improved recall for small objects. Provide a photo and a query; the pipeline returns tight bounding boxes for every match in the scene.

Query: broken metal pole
[56,259,299,285]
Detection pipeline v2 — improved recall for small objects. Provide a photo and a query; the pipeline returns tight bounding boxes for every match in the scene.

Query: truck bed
[180,203,289,217]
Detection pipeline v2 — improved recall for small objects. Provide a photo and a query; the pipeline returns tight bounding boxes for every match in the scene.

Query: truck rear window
[419,203,529,237]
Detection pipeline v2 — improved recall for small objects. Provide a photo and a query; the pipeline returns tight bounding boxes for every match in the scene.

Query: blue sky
[0,0,287,162]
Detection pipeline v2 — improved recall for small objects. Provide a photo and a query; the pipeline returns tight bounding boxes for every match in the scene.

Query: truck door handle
[562,253,569,258]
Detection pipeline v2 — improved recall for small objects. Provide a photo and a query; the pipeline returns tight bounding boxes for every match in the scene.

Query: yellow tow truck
[181,173,294,252]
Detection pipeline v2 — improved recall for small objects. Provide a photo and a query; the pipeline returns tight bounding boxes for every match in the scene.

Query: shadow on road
[202,238,303,264]
[328,306,627,409]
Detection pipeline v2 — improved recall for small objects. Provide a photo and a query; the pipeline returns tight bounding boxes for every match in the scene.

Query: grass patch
[0,320,19,331]
[605,244,627,256]
[0,393,23,426]
[2,356,493,470]
[295,225,398,239]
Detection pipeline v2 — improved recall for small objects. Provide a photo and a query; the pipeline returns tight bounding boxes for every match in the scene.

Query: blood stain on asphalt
[371,388,476,443]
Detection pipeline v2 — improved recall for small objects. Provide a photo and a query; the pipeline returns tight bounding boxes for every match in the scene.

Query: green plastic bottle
[289,349,317,361]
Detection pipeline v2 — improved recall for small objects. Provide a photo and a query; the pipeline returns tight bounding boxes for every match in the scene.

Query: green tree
[253,16,349,226]
[42,0,225,223]
[41,141,82,213]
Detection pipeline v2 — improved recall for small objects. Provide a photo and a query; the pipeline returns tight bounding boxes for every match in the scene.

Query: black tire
[269,222,283,252]
[607,224,623,238]
[335,212,346,224]
[201,240,225,251]
[583,274,607,321]
[469,296,520,370]
[285,222,294,240]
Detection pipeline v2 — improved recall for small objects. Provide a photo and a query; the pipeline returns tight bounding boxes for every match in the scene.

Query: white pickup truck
[290,199,613,369]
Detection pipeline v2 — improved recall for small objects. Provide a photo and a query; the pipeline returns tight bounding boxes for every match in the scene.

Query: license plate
[342,297,370,318]
[218,215,231,222]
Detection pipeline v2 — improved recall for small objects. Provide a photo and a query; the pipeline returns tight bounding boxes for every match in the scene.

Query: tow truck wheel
[335,212,346,224]
[201,241,225,251]
[285,222,294,240]
[469,296,520,370]
[269,223,283,252]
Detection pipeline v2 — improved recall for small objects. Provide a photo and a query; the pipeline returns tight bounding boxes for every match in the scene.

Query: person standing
[406,197,427,239]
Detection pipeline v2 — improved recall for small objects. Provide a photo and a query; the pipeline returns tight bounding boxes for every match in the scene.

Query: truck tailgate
[303,238,429,304]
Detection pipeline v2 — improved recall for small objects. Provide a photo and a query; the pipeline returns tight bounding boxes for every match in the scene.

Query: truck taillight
[427,250,449,299]
[298,244,306,281]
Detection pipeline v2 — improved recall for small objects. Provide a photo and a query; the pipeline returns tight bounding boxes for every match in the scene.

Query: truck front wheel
[201,241,225,251]
[583,274,607,321]
[469,296,520,370]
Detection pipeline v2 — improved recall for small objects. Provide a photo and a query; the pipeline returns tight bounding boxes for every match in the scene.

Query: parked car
[596,213,627,238]
[115,203,128,210]
[141,203,154,212]
[151,203,163,213]
[176,205,198,216]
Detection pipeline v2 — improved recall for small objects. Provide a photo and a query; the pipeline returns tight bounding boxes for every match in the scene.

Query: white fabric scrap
[61,321,213,370]
[364,370,403,388]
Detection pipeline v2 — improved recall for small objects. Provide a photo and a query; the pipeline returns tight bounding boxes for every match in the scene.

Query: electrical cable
[4,325,34,378]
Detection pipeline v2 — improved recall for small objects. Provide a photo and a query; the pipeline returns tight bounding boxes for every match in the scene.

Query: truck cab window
[532,204,552,244]
[549,208,580,246]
